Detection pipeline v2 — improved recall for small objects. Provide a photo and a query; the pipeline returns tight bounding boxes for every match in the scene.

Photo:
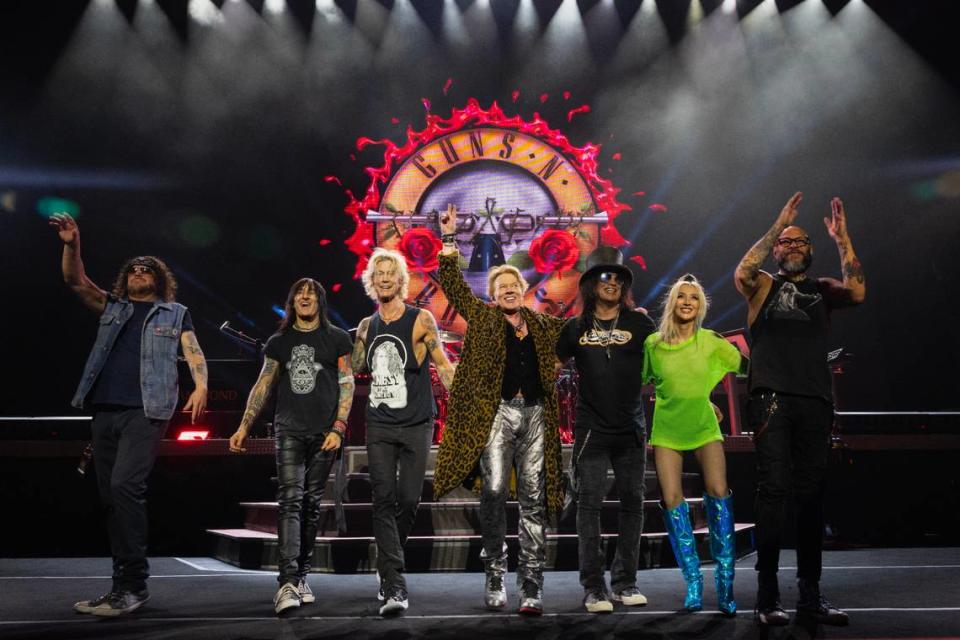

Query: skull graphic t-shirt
[263,324,352,435]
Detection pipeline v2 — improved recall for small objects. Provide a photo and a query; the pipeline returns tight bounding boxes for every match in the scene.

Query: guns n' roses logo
[338,99,632,335]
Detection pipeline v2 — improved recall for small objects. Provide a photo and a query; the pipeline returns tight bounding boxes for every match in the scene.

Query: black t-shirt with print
[264,324,352,435]
[556,308,656,435]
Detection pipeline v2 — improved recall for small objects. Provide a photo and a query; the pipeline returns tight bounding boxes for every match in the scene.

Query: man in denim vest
[50,213,208,617]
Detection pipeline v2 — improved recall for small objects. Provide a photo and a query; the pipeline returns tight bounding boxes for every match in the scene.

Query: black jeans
[575,430,647,593]
[750,392,834,583]
[276,432,338,585]
[366,421,433,590]
[91,408,167,593]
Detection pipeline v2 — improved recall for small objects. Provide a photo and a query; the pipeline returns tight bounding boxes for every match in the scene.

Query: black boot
[796,579,849,626]
[754,573,789,626]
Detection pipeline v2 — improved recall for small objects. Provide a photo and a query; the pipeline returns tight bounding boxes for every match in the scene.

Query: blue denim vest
[72,298,188,420]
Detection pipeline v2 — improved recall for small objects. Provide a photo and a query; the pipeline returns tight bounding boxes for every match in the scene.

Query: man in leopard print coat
[433,205,566,615]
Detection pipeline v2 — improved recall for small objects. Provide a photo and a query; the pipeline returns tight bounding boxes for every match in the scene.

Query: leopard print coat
[432,253,566,515]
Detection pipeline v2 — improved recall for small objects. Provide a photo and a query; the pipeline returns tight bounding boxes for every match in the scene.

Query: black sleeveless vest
[365,305,436,427]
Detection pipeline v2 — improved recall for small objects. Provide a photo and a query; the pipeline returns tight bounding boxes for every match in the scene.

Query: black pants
[750,392,834,583]
[574,430,647,593]
[366,421,433,590]
[276,432,338,585]
[91,408,167,593]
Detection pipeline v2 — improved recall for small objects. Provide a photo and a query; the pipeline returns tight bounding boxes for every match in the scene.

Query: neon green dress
[642,329,743,451]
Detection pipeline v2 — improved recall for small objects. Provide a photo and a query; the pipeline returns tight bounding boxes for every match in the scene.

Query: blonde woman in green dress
[642,274,746,616]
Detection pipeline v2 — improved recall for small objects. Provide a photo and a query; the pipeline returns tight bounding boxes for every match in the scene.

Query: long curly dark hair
[577,273,635,332]
[111,256,178,302]
[278,278,330,333]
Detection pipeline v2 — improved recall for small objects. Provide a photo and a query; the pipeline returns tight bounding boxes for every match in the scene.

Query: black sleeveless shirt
[365,305,436,427]
[748,275,833,402]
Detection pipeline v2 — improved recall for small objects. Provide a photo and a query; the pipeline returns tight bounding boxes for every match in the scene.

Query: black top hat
[580,245,633,287]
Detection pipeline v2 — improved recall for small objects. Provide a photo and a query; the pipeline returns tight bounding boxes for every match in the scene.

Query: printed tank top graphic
[287,344,322,394]
[367,334,409,409]
[765,281,822,322]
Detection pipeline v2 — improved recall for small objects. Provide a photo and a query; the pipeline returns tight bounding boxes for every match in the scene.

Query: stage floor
[1,548,958,639]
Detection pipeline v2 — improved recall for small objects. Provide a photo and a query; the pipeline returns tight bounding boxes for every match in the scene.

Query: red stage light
[176,429,210,441]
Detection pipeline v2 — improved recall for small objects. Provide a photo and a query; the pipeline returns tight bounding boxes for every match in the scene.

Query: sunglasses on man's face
[599,272,623,285]
[128,265,155,275]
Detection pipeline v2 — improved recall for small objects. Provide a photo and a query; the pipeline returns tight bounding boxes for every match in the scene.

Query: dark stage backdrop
[1,0,958,418]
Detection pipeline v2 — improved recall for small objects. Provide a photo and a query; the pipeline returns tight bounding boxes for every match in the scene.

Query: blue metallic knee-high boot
[704,491,737,616]
[661,501,703,611]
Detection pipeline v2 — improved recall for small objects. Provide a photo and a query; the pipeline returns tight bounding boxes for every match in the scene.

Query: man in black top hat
[556,246,657,613]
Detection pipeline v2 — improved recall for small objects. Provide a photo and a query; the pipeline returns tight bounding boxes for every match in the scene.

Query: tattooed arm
[418,310,456,391]
[322,354,355,451]
[351,317,370,373]
[229,357,280,453]
[820,197,866,307]
[180,330,209,423]
[734,192,803,306]
[48,212,108,314]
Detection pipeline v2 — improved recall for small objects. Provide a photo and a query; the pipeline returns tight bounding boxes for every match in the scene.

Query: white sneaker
[584,588,613,613]
[611,586,648,606]
[379,585,409,616]
[297,577,315,604]
[82,590,150,617]
[73,591,115,614]
[274,582,301,615]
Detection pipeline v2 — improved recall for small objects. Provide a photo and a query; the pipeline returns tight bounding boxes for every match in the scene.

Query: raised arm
[438,204,484,321]
[820,197,866,307]
[180,330,209,423]
[229,357,280,453]
[734,192,802,305]
[351,316,370,373]
[49,212,107,314]
[418,310,456,391]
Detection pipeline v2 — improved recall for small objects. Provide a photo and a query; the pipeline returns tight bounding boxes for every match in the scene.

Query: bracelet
[332,420,347,436]
[441,233,457,243]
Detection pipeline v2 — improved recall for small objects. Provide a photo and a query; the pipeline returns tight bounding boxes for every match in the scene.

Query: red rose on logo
[399,228,443,272]
[528,229,580,274]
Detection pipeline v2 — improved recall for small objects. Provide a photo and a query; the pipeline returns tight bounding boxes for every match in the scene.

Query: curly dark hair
[111,256,178,302]
[577,272,635,332]
[279,278,330,333]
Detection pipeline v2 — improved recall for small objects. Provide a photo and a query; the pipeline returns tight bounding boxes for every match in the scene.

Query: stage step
[315,469,705,504]
[207,524,756,573]
[209,444,754,573]
[238,498,708,537]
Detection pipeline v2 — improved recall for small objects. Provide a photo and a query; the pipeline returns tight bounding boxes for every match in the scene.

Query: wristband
[332,420,347,436]
[441,233,457,244]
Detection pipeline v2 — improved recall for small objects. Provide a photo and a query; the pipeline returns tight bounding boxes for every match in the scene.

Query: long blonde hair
[657,274,709,344]
[361,248,410,302]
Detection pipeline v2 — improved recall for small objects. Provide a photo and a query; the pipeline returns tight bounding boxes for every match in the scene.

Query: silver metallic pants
[479,399,546,587]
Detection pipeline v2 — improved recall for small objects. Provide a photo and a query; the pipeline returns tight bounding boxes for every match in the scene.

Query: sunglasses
[128,264,155,275]
[599,272,623,285]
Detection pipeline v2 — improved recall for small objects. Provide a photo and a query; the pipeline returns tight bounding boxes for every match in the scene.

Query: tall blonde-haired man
[352,248,454,616]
